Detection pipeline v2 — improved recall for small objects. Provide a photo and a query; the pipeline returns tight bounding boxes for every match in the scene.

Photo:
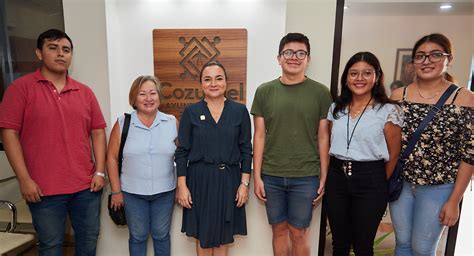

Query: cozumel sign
[153,29,247,119]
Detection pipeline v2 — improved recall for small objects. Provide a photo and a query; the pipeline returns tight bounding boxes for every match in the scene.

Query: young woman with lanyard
[320,52,403,255]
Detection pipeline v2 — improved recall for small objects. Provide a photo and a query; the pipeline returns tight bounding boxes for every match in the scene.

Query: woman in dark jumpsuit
[175,60,252,256]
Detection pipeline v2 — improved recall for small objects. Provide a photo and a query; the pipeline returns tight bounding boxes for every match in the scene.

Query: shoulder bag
[388,84,457,202]
[108,113,131,225]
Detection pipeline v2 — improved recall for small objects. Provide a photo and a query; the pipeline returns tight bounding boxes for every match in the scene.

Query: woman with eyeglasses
[389,33,473,255]
[320,52,403,255]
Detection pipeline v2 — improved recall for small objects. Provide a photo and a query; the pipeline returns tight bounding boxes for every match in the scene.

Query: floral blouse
[400,98,473,185]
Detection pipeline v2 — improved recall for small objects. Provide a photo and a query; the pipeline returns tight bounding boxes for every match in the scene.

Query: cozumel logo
[178,36,221,81]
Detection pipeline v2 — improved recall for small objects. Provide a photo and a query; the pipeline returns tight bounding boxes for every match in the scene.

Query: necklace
[350,109,362,119]
[346,97,372,153]
[416,83,443,100]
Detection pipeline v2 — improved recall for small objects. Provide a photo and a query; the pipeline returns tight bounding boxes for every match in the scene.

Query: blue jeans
[262,175,319,228]
[123,190,175,256]
[389,182,454,256]
[27,188,102,256]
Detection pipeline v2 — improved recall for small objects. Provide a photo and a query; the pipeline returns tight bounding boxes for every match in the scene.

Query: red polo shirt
[0,69,107,196]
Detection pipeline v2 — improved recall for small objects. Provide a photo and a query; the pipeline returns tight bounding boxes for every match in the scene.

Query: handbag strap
[117,113,131,176]
[400,84,458,159]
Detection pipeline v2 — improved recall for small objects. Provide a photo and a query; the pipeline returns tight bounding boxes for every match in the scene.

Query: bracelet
[94,171,106,178]
[241,181,249,187]
[111,190,122,195]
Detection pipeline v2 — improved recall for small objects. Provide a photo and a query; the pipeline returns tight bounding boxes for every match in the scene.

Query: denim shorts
[262,174,319,228]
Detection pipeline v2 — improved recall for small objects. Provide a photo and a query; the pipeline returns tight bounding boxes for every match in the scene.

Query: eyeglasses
[348,69,376,79]
[413,52,450,64]
[279,49,308,60]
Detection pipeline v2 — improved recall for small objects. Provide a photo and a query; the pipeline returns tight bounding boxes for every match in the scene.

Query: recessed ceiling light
[440,4,452,9]
[344,6,349,10]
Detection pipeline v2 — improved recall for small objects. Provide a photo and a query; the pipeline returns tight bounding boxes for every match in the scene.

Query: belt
[330,156,384,177]
[191,162,239,169]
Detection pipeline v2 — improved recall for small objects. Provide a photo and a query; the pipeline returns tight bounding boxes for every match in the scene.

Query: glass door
[322,1,473,255]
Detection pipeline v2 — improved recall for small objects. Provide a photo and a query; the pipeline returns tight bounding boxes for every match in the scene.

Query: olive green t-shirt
[251,78,332,177]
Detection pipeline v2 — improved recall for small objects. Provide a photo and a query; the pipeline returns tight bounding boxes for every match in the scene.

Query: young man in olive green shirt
[251,33,332,256]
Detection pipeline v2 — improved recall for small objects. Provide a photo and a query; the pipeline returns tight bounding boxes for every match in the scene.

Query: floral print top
[400,90,473,185]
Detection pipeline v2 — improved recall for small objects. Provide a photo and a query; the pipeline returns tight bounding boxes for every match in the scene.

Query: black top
[175,99,252,176]
[400,86,473,185]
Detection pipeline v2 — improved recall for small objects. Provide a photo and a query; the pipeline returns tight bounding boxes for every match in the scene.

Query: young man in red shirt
[0,29,107,255]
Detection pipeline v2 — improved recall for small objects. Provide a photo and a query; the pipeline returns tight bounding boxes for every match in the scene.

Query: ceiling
[344,1,474,16]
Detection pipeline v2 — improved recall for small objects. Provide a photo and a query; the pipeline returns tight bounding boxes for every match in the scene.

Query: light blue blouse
[327,103,403,162]
[119,111,177,195]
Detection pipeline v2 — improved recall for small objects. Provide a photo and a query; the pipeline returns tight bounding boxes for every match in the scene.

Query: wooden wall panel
[153,29,247,119]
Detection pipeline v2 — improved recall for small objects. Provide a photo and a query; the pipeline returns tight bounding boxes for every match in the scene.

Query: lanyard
[346,97,372,154]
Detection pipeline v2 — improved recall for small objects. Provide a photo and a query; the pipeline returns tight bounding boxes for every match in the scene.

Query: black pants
[323,157,388,256]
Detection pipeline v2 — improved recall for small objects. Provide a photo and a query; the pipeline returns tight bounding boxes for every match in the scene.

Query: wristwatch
[94,171,106,178]
[241,181,249,187]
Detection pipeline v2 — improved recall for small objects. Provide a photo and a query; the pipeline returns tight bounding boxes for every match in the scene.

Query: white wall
[102,0,288,254]
[105,0,287,126]
[63,0,111,125]
[340,15,474,90]
[456,187,474,256]
[286,0,337,87]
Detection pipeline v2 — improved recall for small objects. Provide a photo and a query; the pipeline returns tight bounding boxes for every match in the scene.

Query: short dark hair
[278,33,310,56]
[36,29,73,50]
[199,60,228,83]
